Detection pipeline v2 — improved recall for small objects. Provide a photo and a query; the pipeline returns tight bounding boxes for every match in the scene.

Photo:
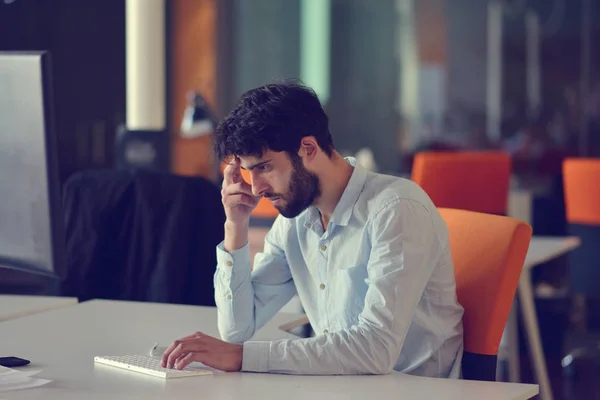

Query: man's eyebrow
[243,160,272,171]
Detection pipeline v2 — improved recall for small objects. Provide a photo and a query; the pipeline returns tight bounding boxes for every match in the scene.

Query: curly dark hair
[213,81,334,161]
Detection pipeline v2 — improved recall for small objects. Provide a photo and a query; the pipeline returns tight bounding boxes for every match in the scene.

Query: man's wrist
[224,219,249,231]
[233,343,244,372]
[224,220,249,252]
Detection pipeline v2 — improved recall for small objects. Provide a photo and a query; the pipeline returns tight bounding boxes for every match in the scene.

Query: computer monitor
[0,51,66,280]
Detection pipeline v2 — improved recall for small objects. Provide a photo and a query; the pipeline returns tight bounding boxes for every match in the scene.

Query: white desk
[524,236,581,271]
[0,300,538,400]
[0,295,77,322]
[503,236,581,400]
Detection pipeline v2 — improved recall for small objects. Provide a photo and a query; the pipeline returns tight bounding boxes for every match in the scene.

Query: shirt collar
[303,157,367,229]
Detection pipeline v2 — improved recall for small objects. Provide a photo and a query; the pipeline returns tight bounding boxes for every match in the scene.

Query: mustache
[264,193,283,200]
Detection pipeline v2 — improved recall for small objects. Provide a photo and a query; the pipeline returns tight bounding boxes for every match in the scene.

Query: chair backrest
[412,151,511,215]
[563,158,600,226]
[61,169,225,306]
[439,208,532,381]
[562,158,600,296]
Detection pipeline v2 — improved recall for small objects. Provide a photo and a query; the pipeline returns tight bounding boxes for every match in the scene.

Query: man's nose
[250,174,267,197]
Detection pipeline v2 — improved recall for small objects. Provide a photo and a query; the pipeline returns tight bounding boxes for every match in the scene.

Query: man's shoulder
[358,172,450,251]
[358,172,437,217]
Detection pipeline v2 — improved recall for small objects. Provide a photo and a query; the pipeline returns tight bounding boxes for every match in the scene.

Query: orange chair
[412,151,511,215]
[219,163,279,221]
[563,158,600,227]
[561,158,600,373]
[439,208,532,381]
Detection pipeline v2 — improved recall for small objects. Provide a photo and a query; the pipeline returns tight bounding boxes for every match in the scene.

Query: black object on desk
[0,357,31,368]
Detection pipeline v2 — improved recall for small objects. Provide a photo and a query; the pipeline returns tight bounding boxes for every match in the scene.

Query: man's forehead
[236,155,265,169]
[236,151,282,169]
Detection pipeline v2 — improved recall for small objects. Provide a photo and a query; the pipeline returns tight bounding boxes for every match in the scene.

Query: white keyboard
[94,355,213,379]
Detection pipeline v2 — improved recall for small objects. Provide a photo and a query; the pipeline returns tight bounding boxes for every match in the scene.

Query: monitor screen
[0,51,66,279]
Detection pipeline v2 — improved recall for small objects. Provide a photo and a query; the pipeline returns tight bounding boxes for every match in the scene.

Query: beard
[266,154,321,219]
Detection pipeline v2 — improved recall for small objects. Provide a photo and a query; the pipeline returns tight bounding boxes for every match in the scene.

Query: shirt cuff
[242,341,270,372]
[216,241,250,274]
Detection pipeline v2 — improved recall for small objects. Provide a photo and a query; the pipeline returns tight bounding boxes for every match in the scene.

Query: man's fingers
[223,193,258,208]
[175,353,197,370]
[173,352,190,369]
[167,338,210,369]
[223,158,242,184]
[167,342,191,369]
[222,182,254,197]
[161,341,180,368]
[161,332,205,368]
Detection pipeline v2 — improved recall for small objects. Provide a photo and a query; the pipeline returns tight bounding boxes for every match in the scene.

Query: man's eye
[258,164,270,172]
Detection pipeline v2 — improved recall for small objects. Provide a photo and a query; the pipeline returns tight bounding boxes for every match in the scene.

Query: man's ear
[298,136,319,162]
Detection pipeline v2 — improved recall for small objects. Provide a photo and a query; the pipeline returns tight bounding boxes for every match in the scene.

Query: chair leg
[519,270,553,400]
[561,294,587,377]
[498,299,521,382]
[570,294,587,330]
[507,299,521,382]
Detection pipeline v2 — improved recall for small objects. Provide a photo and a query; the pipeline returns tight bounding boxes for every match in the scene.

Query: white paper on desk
[1,373,41,384]
[0,366,51,392]
[0,366,42,379]
[0,377,51,392]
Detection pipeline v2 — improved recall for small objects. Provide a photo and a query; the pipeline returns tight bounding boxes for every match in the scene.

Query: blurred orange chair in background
[561,158,600,374]
[411,151,511,215]
[563,158,600,227]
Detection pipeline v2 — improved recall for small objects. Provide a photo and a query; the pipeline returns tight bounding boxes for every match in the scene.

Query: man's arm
[242,198,447,375]
[214,158,297,343]
[215,216,297,344]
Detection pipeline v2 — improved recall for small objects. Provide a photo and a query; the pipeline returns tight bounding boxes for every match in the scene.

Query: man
[161,82,464,377]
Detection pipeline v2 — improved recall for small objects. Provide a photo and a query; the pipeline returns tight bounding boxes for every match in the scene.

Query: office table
[0,299,538,399]
[0,295,77,323]
[503,236,581,400]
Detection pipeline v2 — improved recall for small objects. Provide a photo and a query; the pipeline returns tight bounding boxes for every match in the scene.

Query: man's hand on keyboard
[161,331,243,372]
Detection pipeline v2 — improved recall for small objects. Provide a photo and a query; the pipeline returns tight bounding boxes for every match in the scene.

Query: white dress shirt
[214,158,464,377]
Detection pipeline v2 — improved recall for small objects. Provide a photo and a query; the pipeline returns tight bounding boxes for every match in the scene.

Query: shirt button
[320,245,327,251]
[323,329,329,334]
[227,294,232,300]
[226,261,233,267]
[319,283,325,290]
